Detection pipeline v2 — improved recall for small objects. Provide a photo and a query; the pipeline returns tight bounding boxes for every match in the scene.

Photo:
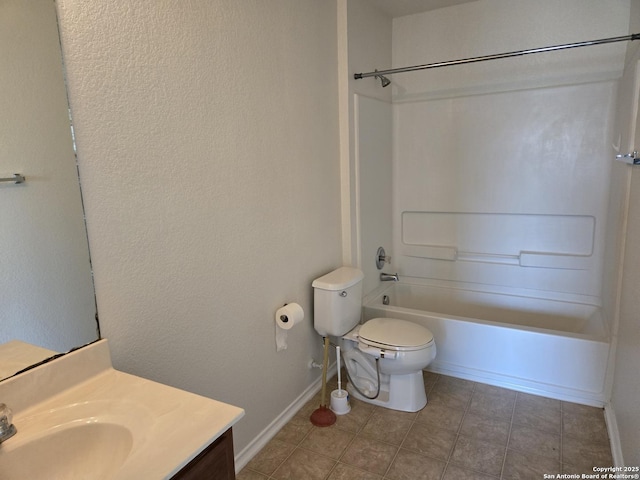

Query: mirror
[0,0,99,380]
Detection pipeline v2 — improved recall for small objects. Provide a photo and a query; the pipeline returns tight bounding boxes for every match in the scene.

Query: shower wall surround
[393,82,616,296]
[389,0,630,298]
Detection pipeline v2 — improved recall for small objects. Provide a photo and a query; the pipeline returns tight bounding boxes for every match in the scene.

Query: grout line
[381,404,419,478]
[435,377,476,479]
[559,399,565,470]
[499,390,519,479]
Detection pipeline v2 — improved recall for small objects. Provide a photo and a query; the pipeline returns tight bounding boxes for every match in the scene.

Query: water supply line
[340,348,381,400]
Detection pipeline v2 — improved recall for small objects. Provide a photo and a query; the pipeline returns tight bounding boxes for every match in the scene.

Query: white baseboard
[604,402,625,467]
[428,363,607,407]
[234,363,336,473]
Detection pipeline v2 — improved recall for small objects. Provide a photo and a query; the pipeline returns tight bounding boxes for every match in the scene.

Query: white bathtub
[363,281,610,406]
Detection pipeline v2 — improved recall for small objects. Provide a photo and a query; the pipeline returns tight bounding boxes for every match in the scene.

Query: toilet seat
[358,318,434,352]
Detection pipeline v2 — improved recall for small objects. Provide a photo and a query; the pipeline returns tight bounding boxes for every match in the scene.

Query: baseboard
[428,363,607,407]
[234,363,336,473]
[604,402,625,467]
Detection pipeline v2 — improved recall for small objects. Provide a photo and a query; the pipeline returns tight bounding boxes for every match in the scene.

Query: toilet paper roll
[275,303,304,351]
[275,303,304,330]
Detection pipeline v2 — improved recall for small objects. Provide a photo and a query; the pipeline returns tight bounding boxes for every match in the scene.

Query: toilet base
[346,371,427,412]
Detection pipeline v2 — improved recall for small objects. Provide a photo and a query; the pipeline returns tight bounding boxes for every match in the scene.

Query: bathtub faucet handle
[380,272,399,282]
[376,247,391,270]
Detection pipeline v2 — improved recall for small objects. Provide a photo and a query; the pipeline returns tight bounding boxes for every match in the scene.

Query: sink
[0,400,153,480]
[0,339,245,479]
[0,422,132,480]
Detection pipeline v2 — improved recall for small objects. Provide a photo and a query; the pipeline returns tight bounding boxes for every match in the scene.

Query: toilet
[312,267,436,412]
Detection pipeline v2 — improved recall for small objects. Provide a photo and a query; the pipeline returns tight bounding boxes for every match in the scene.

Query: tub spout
[380,272,399,282]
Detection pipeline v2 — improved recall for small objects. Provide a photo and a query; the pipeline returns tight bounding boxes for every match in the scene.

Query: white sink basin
[0,340,245,479]
[1,423,131,480]
[0,400,153,480]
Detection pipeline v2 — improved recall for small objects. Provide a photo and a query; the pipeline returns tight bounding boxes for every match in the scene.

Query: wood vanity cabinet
[172,428,236,480]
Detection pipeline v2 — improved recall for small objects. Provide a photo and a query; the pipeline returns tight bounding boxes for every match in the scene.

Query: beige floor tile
[561,401,602,417]
[422,370,440,391]
[516,392,561,412]
[428,378,474,410]
[473,383,517,400]
[273,412,314,445]
[562,405,608,439]
[459,412,511,445]
[562,462,610,476]
[361,410,413,445]
[450,435,507,477]
[236,468,270,480]
[416,402,465,432]
[300,425,355,459]
[562,434,613,471]
[385,448,446,480]
[438,376,476,390]
[333,396,375,433]
[502,448,560,479]
[243,374,614,480]
[341,435,399,475]
[508,423,561,461]
[469,390,516,419]
[271,447,336,480]
[245,438,293,476]
[402,422,457,461]
[513,393,561,435]
[328,462,384,480]
[373,405,420,422]
[299,392,324,418]
[443,464,500,480]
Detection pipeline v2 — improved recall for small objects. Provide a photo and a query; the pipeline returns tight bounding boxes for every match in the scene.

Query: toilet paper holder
[279,310,290,323]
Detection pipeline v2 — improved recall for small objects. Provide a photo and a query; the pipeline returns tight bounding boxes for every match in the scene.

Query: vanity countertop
[0,339,245,479]
[0,340,57,379]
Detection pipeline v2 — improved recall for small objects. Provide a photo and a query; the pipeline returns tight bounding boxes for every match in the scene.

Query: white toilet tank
[312,267,364,336]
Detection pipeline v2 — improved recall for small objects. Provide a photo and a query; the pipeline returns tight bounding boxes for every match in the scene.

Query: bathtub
[362,281,610,406]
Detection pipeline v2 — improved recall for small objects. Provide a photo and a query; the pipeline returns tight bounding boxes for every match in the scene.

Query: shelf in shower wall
[400,211,595,271]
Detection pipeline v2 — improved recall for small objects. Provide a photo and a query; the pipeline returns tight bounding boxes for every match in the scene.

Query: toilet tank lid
[312,267,364,291]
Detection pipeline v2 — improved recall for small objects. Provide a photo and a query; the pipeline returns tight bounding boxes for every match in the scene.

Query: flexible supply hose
[341,348,381,400]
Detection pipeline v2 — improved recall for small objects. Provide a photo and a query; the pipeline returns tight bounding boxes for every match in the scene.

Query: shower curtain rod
[354,33,640,81]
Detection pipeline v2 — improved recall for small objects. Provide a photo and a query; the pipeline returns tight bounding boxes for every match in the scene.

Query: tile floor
[238,371,613,480]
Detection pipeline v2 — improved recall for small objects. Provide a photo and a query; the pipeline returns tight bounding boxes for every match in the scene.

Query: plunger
[310,336,336,427]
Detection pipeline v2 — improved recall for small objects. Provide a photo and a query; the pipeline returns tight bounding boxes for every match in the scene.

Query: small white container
[330,389,350,415]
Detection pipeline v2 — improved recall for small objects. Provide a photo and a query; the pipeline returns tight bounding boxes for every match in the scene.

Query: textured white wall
[612,167,640,465]
[55,0,342,452]
[345,0,393,293]
[609,1,640,465]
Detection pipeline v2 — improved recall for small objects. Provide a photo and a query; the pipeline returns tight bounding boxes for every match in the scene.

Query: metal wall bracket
[615,151,640,165]
[0,174,26,184]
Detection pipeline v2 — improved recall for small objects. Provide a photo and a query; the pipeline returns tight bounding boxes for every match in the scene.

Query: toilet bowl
[312,267,437,413]
[341,318,436,412]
